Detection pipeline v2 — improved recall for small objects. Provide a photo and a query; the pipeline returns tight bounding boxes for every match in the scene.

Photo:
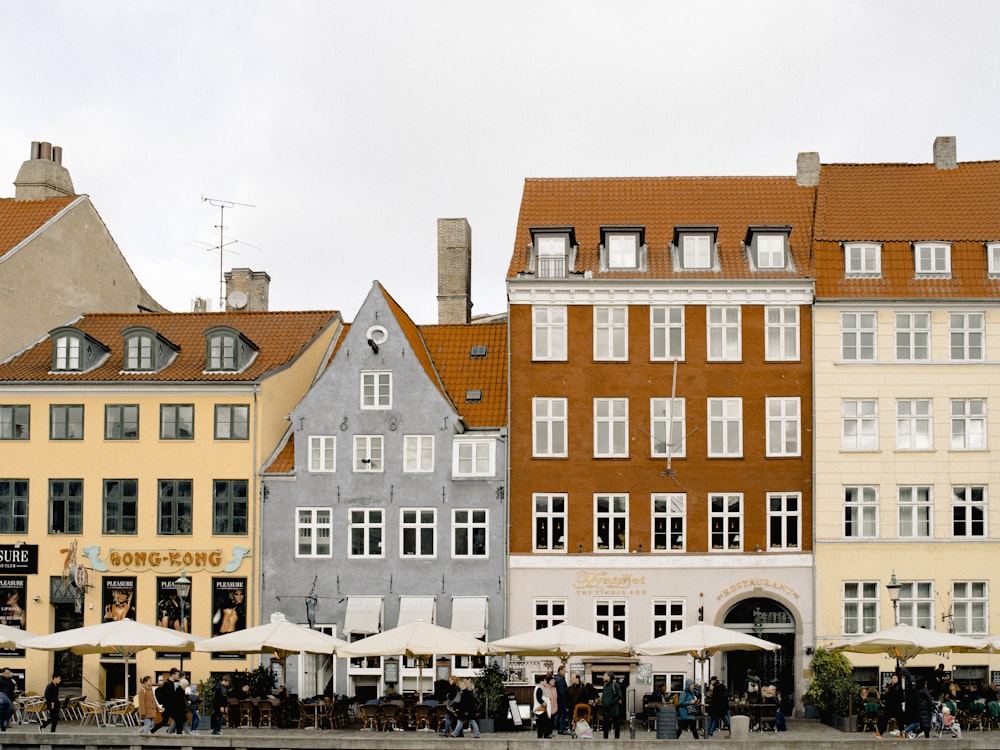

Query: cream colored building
[0,307,342,696]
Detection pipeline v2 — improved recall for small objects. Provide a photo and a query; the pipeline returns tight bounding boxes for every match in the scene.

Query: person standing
[211,675,230,735]
[600,671,623,740]
[554,666,569,734]
[677,678,701,739]
[38,673,61,732]
[534,675,553,738]
[0,667,16,731]
[137,675,158,734]
[707,676,730,738]
[450,680,482,739]
[184,680,201,733]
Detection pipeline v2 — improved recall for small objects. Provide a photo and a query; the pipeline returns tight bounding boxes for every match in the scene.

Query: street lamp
[174,568,191,674]
[886,570,901,626]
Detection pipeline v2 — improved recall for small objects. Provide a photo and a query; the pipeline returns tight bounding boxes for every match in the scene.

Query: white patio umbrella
[194,611,348,657]
[636,622,780,736]
[488,622,633,662]
[338,620,489,700]
[0,624,39,648]
[17,619,203,699]
[830,623,985,667]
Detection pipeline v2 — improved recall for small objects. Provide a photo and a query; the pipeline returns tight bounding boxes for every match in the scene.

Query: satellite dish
[227,290,248,310]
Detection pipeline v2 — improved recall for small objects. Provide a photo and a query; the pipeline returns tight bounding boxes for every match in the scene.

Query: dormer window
[205,326,257,372]
[987,243,1000,276]
[746,226,792,271]
[50,327,108,373]
[844,243,882,277]
[530,227,576,279]
[914,242,951,276]
[673,226,718,271]
[122,326,178,373]
[600,226,646,271]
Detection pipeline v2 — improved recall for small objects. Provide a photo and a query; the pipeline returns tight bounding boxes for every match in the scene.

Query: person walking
[150,668,180,733]
[600,671,624,740]
[880,673,904,736]
[450,679,481,738]
[137,675,158,734]
[211,675,230,735]
[707,676,730,738]
[37,673,61,732]
[0,667,16,731]
[184,680,202,733]
[440,675,460,736]
[677,678,701,739]
[554,665,569,734]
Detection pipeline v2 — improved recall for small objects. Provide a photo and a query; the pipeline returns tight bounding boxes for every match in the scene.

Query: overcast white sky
[2,1,998,324]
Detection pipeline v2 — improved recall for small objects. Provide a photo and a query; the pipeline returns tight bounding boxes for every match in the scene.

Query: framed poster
[0,577,26,656]
[102,577,136,622]
[156,576,189,661]
[211,577,246,659]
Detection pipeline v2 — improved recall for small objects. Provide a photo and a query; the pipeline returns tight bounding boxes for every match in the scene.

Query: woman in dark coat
[913,677,935,738]
[879,673,905,736]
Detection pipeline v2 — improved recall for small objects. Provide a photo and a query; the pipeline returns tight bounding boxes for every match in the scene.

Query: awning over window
[397,596,436,627]
[344,596,383,635]
[451,596,488,639]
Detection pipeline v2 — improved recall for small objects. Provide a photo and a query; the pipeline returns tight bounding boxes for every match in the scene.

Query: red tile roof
[0,196,78,259]
[508,176,816,280]
[0,310,340,382]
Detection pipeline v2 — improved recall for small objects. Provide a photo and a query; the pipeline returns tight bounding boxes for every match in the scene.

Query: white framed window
[650,306,684,361]
[348,508,384,557]
[594,494,628,552]
[296,507,333,557]
[652,493,685,552]
[951,399,986,450]
[708,398,742,457]
[533,494,566,552]
[765,306,799,361]
[896,400,932,450]
[652,599,685,637]
[844,486,878,538]
[950,313,985,362]
[534,598,566,629]
[607,232,639,269]
[898,581,933,629]
[535,234,569,279]
[895,312,930,361]
[400,508,436,558]
[532,306,568,361]
[898,486,932,538]
[680,234,712,269]
[361,371,392,409]
[755,234,786,269]
[453,439,495,477]
[595,599,627,641]
[403,435,434,473]
[952,485,986,537]
[533,398,567,457]
[308,435,336,472]
[706,306,741,361]
[54,333,81,371]
[914,242,951,276]
[842,399,878,451]
[124,333,154,371]
[952,581,988,635]
[841,312,877,361]
[767,492,801,550]
[766,397,800,457]
[844,243,882,276]
[452,509,487,557]
[594,398,628,457]
[353,435,384,472]
[594,306,628,360]
[988,243,1000,276]
[709,493,742,551]
[842,581,879,634]
[651,398,686,458]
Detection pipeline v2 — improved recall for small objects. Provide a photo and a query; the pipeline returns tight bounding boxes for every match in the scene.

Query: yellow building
[0,308,342,696]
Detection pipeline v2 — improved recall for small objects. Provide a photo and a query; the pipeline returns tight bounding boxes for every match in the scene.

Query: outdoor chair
[862,701,881,733]
[296,700,316,729]
[239,699,256,728]
[413,704,433,731]
[756,703,778,731]
[358,703,381,731]
[381,703,402,731]
[257,700,274,728]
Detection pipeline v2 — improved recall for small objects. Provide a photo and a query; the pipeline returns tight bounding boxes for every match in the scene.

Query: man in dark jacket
[151,668,186,734]
[601,671,623,739]
[707,676,730,737]
[38,674,61,732]
[0,667,16,731]
[211,675,230,735]
[554,665,569,734]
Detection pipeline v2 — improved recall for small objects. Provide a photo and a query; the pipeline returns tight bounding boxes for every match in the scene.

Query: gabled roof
[508,176,816,280]
[0,310,340,382]
[0,196,78,259]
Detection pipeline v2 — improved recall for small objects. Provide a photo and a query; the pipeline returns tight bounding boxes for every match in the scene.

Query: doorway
[722,597,796,711]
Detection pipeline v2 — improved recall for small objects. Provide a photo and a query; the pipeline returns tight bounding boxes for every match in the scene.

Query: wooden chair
[861,701,881,733]
[756,703,778,732]
[381,703,402,732]
[413,704,433,731]
[257,701,274,728]
[296,700,316,729]
[359,703,380,731]
[238,699,256,728]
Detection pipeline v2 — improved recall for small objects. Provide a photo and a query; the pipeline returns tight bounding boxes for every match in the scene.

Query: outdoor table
[302,701,326,730]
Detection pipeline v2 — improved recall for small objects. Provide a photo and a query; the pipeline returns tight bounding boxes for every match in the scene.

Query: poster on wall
[211,577,246,658]
[156,575,191,661]
[102,577,137,622]
[0,576,26,656]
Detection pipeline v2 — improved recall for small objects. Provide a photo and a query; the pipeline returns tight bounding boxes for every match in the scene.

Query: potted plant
[803,648,858,730]
[474,659,509,733]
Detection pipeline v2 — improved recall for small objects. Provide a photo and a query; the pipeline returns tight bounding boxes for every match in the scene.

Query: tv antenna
[202,196,255,310]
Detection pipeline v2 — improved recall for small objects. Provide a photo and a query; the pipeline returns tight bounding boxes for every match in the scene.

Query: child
[942,705,961,738]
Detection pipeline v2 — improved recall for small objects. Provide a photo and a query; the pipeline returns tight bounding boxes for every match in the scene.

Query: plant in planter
[474,659,509,732]
[803,647,858,728]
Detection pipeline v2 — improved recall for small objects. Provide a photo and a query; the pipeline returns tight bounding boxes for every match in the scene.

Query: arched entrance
[722,598,796,711]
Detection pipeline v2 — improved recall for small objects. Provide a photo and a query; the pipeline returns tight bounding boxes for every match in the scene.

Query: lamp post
[886,570,901,626]
[174,568,191,675]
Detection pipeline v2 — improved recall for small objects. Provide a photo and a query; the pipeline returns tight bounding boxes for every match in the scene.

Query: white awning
[344,596,383,635]
[451,596,488,639]
[397,596,436,627]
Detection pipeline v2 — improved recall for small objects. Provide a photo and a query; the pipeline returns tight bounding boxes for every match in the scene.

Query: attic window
[600,226,646,270]
[987,243,1000,276]
[465,389,483,403]
[470,345,488,359]
[673,226,718,271]
[914,242,951,277]
[530,227,577,279]
[745,226,792,271]
[53,333,81,371]
[50,326,109,373]
[122,326,177,373]
[205,326,257,372]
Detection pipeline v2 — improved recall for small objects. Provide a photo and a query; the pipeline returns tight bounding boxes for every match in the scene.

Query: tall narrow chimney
[934,136,957,170]
[796,152,821,186]
[437,218,472,324]
[14,141,75,200]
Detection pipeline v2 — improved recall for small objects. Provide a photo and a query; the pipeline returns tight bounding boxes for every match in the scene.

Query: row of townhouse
[1,137,999,710]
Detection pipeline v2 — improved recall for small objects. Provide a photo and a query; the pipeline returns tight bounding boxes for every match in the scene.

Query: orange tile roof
[0,310,340,382]
[0,196,78,259]
[265,432,296,474]
[508,177,816,280]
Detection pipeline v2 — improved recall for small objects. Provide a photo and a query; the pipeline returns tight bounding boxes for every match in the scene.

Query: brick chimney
[224,268,270,311]
[14,141,76,200]
[437,218,472,324]
[934,136,957,170]
[796,152,821,187]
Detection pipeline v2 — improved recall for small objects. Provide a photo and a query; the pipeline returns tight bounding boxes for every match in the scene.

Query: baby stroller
[933,702,962,739]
